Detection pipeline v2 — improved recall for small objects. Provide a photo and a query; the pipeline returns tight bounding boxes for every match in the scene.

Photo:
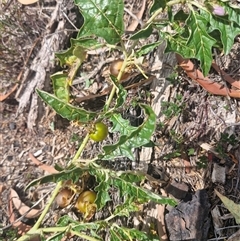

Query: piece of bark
[16,2,82,129]
[165,189,210,241]
[165,179,189,200]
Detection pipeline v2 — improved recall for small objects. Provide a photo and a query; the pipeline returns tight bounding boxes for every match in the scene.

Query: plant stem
[16,181,63,241]
[70,133,90,166]
[104,58,129,110]
[16,133,91,241]
[32,181,62,230]
[71,230,100,241]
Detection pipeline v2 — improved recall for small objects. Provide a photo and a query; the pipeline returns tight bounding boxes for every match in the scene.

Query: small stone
[7,155,13,161]
[212,163,226,184]
[9,122,16,130]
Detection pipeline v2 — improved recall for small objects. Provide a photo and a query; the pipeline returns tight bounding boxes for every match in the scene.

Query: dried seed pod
[55,188,74,208]
[110,59,130,80]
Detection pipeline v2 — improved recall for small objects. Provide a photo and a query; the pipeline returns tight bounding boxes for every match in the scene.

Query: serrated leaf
[110,225,159,241]
[112,174,176,206]
[114,201,139,217]
[136,41,163,57]
[215,189,240,224]
[71,38,103,50]
[108,76,127,110]
[55,46,77,67]
[25,167,87,190]
[51,72,70,103]
[150,0,166,15]
[130,24,153,40]
[186,11,216,76]
[94,180,112,209]
[101,104,156,160]
[57,216,102,240]
[118,170,145,183]
[36,89,97,123]
[89,166,145,209]
[164,33,195,58]
[74,0,124,44]
[90,167,177,208]
[110,113,136,135]
[202,10,240,54]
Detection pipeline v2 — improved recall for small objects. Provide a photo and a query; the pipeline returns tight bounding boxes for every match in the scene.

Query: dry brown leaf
[0,183,6,193]
[157,204,168,241]
[127,0,146,31]
[8,188,32,235]
[29,152,58,174]
[176,54,240,98]
[10,189,42,219]
[211,63,240,90]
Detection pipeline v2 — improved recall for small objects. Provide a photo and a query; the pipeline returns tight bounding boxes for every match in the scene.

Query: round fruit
[110,59,129,80]
[75,190,97,214]
[89,122,108,142]
[110,59,124,77]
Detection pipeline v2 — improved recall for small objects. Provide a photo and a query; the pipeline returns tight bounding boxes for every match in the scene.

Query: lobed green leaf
[136,41,163,57]
[74,0,124,44]
[36,89,97,123]
[51,72,70,103]
[186,11,216,76]
[130,24,153,40]
[150,0,166,15]
[90,166,176,209]
[202,10,240,54]
[110,225,159,241]
[101,104,156,160]
[25,167,87,190]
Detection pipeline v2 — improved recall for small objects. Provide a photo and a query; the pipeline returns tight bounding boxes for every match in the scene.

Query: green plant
[0,226,18,241]
[11,0,240,240]
[162,94,184,119]
[216,132,239,157]
[196,155,208,169]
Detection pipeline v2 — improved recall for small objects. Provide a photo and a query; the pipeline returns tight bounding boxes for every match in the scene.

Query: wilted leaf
[215,189,240,224]
[10,189,42,219]
[51,72,70,103]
